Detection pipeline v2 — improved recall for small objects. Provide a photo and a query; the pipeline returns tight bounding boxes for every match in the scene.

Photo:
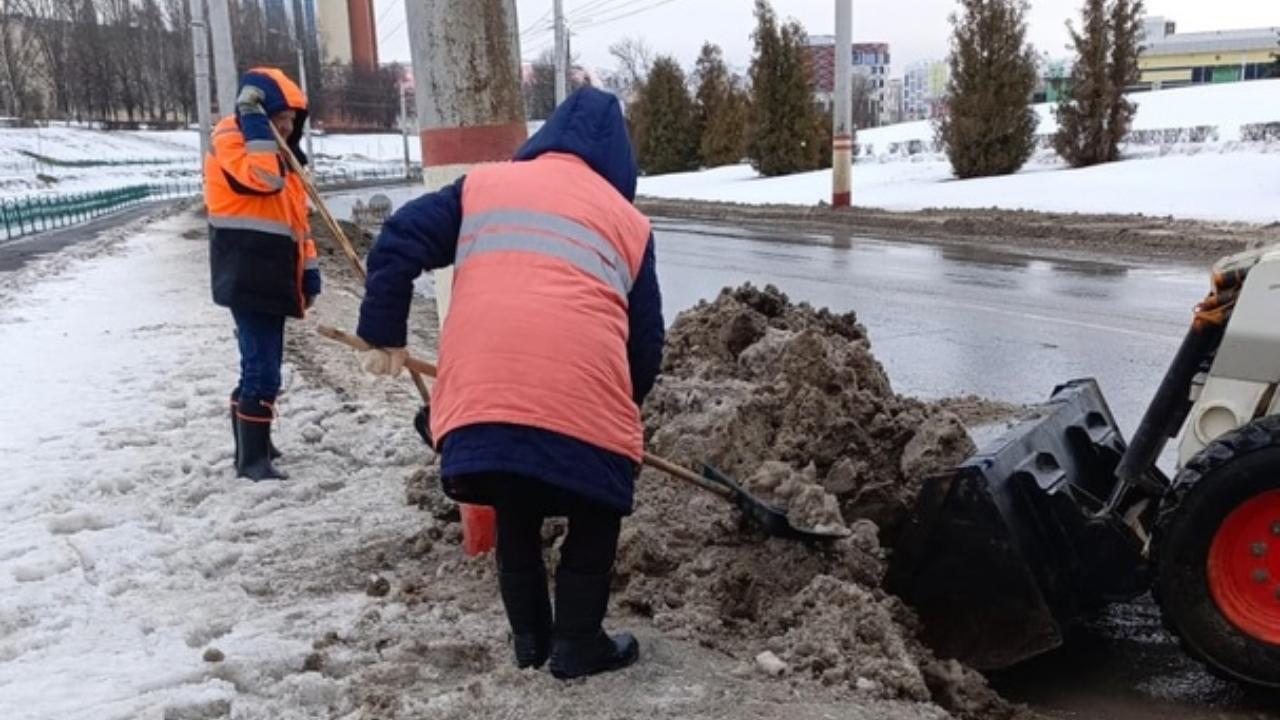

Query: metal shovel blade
[701,465,849,542]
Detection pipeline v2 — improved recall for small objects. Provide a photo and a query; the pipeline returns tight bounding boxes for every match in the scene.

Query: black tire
[1153,415,1280,689]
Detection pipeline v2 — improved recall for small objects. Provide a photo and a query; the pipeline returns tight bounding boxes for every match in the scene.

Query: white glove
[359,347,407,377]
[236,85,266,116]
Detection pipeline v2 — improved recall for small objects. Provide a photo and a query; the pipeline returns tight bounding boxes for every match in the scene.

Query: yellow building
[1138,17,1279,90]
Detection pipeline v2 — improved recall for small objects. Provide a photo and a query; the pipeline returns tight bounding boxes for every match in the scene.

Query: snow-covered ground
[641,81,1280,224]
[0,126,418,201]
[0,208,432,719]
[857,79,1280,154]
[639,151,1280,224]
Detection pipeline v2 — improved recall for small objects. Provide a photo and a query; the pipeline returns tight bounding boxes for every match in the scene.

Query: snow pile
[595,285,1026,718]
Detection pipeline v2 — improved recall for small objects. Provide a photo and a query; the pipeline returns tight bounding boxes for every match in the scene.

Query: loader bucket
[887,379,1162,670]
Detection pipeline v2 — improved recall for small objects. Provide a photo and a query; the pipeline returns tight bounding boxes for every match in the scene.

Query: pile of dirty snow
[645,283,976,543]
[391,284,1031,719]
[608,284,1029,718]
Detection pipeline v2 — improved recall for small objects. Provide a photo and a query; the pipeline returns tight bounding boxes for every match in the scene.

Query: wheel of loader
[1154,416,1280,689]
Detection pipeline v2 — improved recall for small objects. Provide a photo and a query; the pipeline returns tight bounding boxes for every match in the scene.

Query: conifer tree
[938,0,1040,179]
[632,55,699,175]
[1054,0,1143,166]
[694,43,748,167]
[747,0,826,176]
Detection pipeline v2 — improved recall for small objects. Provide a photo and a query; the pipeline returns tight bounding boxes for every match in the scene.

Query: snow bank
[639,150,1280,224]
[859,79,1280,154]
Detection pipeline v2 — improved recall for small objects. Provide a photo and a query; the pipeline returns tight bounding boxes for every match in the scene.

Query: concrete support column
[406,0,527,555]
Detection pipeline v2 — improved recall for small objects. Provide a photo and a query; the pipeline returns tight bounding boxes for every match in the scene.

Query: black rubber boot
[548,571,638,680]
[235,401,288,481]
[498,571,552,669]
[232,390,281,460]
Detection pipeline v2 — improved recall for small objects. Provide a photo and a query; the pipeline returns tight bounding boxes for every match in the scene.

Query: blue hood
[514,87,638,202]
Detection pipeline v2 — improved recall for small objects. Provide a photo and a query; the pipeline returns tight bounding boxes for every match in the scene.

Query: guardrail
[0,165,422,242]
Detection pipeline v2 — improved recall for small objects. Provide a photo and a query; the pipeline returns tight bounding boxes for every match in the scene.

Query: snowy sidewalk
[0,210,431,719]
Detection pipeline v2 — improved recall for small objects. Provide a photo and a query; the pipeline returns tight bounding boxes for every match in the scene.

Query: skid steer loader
[887,243,1280,688]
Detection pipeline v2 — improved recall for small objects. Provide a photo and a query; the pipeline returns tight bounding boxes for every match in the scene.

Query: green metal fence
[0,165,422,242]
[0,182,200,241]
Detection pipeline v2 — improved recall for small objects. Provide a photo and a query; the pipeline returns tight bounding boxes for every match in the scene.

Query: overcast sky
[370,0,1278,75]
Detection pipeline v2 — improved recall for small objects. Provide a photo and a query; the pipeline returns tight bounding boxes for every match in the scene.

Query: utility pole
[400,82,411,179]
[554,0,567,105]
[296,44,314,162]
[832,0,853,208]
[207,0,238,117]
[189,0,213,157]
[406,0,526,557]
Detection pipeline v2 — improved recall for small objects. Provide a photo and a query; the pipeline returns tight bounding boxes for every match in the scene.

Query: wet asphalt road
[0,202,170,273]
[327,188,1278,718]
[329,187,1207,436]
[652,218,1207,439]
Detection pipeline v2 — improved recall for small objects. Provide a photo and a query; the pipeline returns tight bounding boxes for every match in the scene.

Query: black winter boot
[235,400,288,481]
[548,571,638,680]
[498,571,552,669]
[232,390,281,460]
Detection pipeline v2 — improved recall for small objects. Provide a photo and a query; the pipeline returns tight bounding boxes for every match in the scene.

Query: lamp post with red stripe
[405,0,528,556]
[832,0,853,208]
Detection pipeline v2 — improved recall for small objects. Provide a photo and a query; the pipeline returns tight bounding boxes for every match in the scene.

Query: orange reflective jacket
[430,153,653,461]
[206,68,317,318]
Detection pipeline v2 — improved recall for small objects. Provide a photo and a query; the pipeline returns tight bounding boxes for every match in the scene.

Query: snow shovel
[315,325,848,542]
[266,120,432,407]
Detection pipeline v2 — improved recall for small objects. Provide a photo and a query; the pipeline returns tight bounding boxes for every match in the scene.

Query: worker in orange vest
[355,88,664,679]
[205,68,320,481]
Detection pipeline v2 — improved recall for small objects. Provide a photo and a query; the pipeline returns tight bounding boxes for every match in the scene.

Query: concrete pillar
[189,0,213,157]
[206,0,238,117]
[406,0,527,556]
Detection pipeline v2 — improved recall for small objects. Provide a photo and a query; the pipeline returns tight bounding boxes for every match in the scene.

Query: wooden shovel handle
[268,121,367,282]
[317,325,439,377]
[316,324,730,500]
[271,125,431,403]
[642,453,733,498]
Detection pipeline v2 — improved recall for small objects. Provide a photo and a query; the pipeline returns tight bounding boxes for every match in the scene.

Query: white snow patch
[640,80,1280,224]
[639,151,1280,224]
[0,211,432,719]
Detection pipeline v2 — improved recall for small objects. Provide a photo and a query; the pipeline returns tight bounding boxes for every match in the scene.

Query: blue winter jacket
[357,87,664,514]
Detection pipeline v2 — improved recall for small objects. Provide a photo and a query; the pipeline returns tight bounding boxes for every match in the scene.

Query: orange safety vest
[205,68,317,318]
[430,152,653,460]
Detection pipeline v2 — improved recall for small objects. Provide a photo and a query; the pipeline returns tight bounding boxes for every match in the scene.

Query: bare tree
[0,0,44,119]
[607,36,652,98]
[524,47,587,120]
[27,0,78,117]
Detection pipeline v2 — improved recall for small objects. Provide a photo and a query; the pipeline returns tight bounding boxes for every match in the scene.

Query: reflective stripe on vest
[245,140,279,153]
[208,213,295,239]
[457,209,635,300]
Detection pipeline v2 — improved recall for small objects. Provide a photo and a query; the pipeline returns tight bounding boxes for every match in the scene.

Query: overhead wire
[572,0,682,30]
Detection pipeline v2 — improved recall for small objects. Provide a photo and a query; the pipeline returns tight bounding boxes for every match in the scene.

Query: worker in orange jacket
[205,68,319,481]
[355,88,664,679]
